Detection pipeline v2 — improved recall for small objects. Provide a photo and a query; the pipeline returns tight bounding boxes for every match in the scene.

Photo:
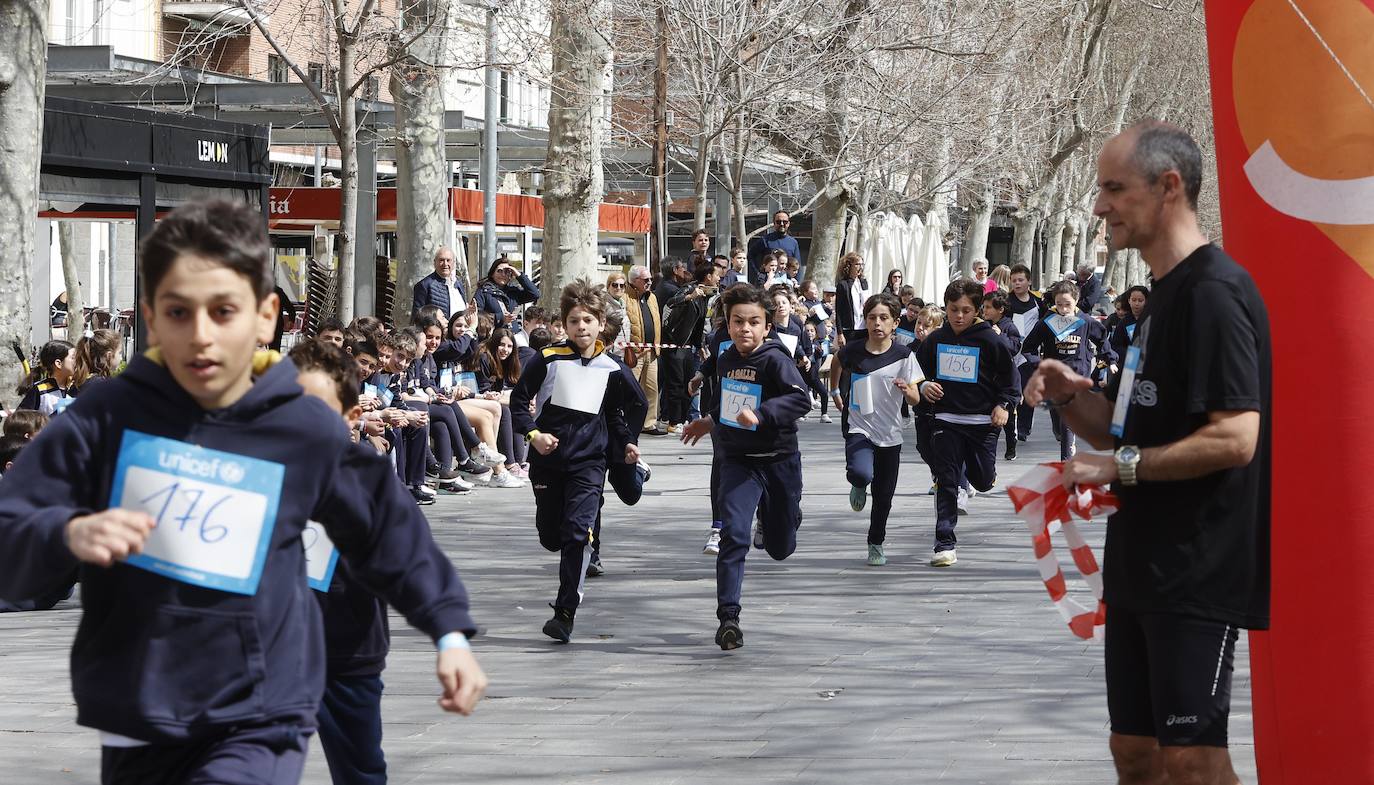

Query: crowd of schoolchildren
[0,199,1150,784]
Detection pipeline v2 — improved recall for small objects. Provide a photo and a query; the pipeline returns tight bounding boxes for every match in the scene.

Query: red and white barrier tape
[1007,462,1119,640]
[617,341,694,350]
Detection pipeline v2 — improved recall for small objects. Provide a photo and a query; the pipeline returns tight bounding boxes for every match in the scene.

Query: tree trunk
[0,0,45,401]
[336,41,359,323]
[1011,209,1038,272]
[960,182,994,274]
[691,133,710,230]
[541,0,610,310]
[809,180,851,284]
[1061,215,1081,278]
[58,222,85,336]
[1103,248,1124,294]
[1042,207,1065,285]
[391,0,452,326]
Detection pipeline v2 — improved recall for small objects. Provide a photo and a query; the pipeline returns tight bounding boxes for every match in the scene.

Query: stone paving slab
[0,415,1257,784]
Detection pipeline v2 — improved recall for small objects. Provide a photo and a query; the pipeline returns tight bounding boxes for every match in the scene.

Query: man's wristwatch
[1115,445,1141,487]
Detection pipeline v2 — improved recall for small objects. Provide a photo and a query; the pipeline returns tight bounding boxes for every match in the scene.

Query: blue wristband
[437,632,470,651]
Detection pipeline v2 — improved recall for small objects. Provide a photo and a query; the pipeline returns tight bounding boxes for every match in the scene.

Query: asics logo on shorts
[1165,714,1198,726]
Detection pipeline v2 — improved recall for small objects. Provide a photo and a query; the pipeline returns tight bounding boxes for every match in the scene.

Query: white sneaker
[703,529,721,554]
[820,413,833,423]
[956,487,969,515]
[439,475,474,492]
[477,443,506,466]
[488,471,524,488]
[930,550,958,567]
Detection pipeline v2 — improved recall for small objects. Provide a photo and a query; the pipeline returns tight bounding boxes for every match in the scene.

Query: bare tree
[0,0,46,400]
[541,0,612,306]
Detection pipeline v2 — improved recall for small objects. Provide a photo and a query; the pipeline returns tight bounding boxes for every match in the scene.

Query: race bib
[457,371,479,395]
[438,367,455,392]
[777,332,799,355]
[550,362,610,415]
[936,344,980,383]
[1110,346,1141,438]
[378,386,395,408]
[50,397,75,415]
[812,303,829,321]
[113,431,284,595]
[1012,310,1038,340]
[720,379,762,430]
[717,340,734,357]
[849,373,875,415]
[1125,323,1136,341]
[1046,314,1085,342]
[302,520,339,593]
[893,328,916,346]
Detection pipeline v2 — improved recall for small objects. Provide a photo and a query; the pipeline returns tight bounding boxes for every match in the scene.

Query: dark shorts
[1105,607,1239,747]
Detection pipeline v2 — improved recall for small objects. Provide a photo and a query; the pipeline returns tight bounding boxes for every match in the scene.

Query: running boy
[0,200,485,784]
[511,280,646,643]
[836,293,924,567]
[980,291,1024,460]
[681,284,811,649]
[1019,279,1115,460]
[914,280,1018,566]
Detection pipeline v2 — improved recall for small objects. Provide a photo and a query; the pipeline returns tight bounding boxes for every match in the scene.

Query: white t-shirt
[849,279,866,330]
[843,345,923,447]
[445,277,467,318]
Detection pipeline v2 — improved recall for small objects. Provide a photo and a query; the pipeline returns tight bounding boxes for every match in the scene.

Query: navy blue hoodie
[511,342,646,471]
[913,320,1019,416]
[0,352,474,743]
[712,339,811,458]
[1020,311,1116,376]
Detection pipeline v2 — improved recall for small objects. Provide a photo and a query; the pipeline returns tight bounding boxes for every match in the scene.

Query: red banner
[1205,1,1374,780]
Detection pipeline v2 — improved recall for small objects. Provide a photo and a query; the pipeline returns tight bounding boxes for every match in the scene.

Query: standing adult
[1073,263,1104,314]
[655,256,688,307]
[969,258,992,292]
[270,285,297,351]
[625,265,664,435]
[747,210,803,284]
[474,256,540,335]
[411,246,473,325]
[833,252,869,344]
[1025,120,1270,785]
[605,271,631,357]
[881,269,904,296]
[659,261,717,432]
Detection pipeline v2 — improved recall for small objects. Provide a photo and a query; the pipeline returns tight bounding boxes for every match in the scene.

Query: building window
[307,62,324,89]
[499,70,510,124]
[364,76,379,101]
[268,54,288,83]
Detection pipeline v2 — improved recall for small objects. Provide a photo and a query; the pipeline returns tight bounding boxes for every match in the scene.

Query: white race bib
[549,362,610,415]
[849,373,876,415]
[1046,314,1086,342]
[302,520,339,593]
[936,344,980,383]
[893,328,916,346]
[114,431,284,595]
[720,379,762,430]
[1110,346,1141,438]
[457,371,479,395]
[1012,311,1038,341]
[777,332,799,355]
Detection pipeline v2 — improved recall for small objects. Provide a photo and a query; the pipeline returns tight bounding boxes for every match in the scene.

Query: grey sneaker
[703,529,721,555]
[849,484,867,512]
[930,550,957,567]
[867,544,887,567]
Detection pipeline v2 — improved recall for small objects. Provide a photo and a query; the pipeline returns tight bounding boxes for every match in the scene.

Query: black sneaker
[438,467,463,481]
[542,606,575,643]
[457,458,493,479]
[715,616,743,650]
[1017,434,1028,443]
[410,488,436,505]
[1005,443,1017,461]
[425,464,440,478]
[585,558,605,578]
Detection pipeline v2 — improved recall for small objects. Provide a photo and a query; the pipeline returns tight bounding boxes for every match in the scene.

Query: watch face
[1119,446,1140,462]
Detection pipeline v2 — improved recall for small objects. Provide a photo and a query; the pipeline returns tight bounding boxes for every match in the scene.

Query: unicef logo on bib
[113,431,285,595]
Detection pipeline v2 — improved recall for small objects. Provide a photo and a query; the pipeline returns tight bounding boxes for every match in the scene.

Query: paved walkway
[0,416,1257,784]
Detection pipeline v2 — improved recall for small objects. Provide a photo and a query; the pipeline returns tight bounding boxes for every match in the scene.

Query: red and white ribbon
[1007,462,1119,640]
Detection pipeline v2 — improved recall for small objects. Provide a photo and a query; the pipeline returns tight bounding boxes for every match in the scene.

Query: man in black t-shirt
[1026,120,1270,785]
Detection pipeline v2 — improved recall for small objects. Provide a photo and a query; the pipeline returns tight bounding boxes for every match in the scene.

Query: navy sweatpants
[844,433,901,546]
[390,423,427,488]
[920,420,998,553]
[1016,362,1037,439]
[100,723,308,785]
[531,464,605,611]
[316,674,386,785]
[715,453,803,619]
[428,403,471,468]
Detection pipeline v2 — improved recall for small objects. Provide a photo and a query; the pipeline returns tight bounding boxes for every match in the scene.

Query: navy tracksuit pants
[715,453,803,619]
[1016,362,1037,439]
[844,433,901,546]
[316,674,387,785]
[532,464,605,611]
[390,422,427,488]
[919,420,998,553]
[100,723,308,785]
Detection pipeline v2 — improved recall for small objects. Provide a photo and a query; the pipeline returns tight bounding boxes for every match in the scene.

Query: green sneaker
[849,484,867,512]
[866,543,887,566]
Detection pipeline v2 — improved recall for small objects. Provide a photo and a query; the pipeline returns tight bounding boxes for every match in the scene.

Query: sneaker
[477,443,506,466]
[542,606,575,643]
[703,528,721,555]
[867,543,887,567]
[488,471,524,488]
[637,459,651,484]
[1017,434,1028,442]
[1005,443,1017,461]
[438,467,464,482]
[507,463,529,479]
[715,616,743,650]
[457,458,493,482]
[930,550,958,567]
[849,484,867,512]
[752,518,766,550]
[641,425,668,436]
[666,424,682,435]
[425,464,441,479]
[927,484,937,496]
[414,484,437,499]
[411,488,436,505]
[819,413,833,424]
[438,474,475,492]
[585,558,605,578]
[956,487,969,515]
